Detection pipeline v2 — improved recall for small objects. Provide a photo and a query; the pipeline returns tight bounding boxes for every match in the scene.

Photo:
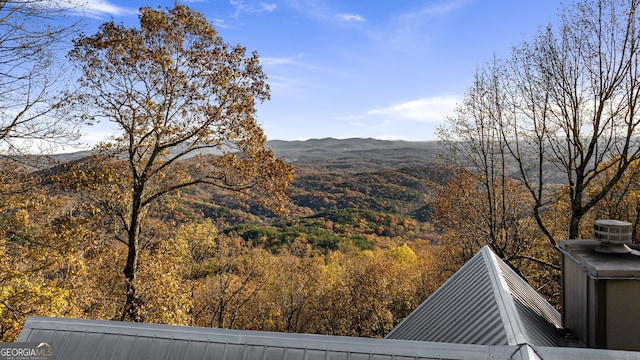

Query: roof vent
[594,219,633,254]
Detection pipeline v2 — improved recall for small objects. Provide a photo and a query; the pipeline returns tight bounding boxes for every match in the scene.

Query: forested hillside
[0,138,454,341]
[4,136,640,341]
[153,138,452,261]
[164,138,448,249]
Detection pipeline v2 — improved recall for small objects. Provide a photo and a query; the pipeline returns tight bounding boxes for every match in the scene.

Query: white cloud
[230,0,277,18]
[259,55,319,93]
[263,74,300,91]
[212,18,228,29]
[419,0,472,17]
[261,57,297,66]
[260,55,318,70]
[57,0,137,18]
[263,3,277,12]
[283,0,331,21]
[337,13,366,22]
[366,95,459,123]
[381,0,474,49]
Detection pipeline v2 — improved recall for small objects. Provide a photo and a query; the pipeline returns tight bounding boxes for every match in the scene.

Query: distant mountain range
[267,137,440,153]
[47,138,445,172]
[266,138,444,171]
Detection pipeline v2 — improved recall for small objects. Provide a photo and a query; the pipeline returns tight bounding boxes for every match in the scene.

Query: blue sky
[69,0,560,144]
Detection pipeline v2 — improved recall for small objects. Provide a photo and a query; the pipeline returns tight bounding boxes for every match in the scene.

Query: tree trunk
[122,239,141,321]
[568,215,579,240]
[568,180,585,240]
[122,187,143,322]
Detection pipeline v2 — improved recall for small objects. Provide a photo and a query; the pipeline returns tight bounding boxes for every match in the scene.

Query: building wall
[605,280,640,351]
[562,255,589,344]
[561,239,640,351]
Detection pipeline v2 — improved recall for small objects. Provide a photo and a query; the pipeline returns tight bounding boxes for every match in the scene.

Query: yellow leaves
[385,243,418,263]
[0,171,109,340]
[0,272,72,342]
[160,229,190,262]
[137,244,193,326]
[323,251,346,282]
[12,208,30,228]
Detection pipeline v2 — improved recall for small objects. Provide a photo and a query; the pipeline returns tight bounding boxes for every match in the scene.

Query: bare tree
[0,0,80,153]
[441,0,640,245]
[438,56,545,260]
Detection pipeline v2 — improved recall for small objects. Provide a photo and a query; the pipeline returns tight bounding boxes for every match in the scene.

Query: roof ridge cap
[480,247,530,346]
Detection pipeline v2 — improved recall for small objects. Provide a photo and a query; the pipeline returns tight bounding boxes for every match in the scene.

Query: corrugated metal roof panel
[18,316,525,360]
[17,316,640,360]
[493,252,561,347]
[386,246,562,347]
[386,247,509,345]
[18,317,640,360]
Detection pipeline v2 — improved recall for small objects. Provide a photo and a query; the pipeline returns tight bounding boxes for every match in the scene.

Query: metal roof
[17,316,640,360]
[386,246,561,347]
[17,316,533,360]
[15,246,640,360]
[19,316,640,360]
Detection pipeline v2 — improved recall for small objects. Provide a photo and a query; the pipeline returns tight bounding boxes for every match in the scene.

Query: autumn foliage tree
[433,170,538,264]
[0,168,95,341]
[67,4,295,322]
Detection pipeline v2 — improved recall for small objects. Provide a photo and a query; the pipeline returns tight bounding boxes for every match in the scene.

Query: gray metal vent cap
[594,219,633,254]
